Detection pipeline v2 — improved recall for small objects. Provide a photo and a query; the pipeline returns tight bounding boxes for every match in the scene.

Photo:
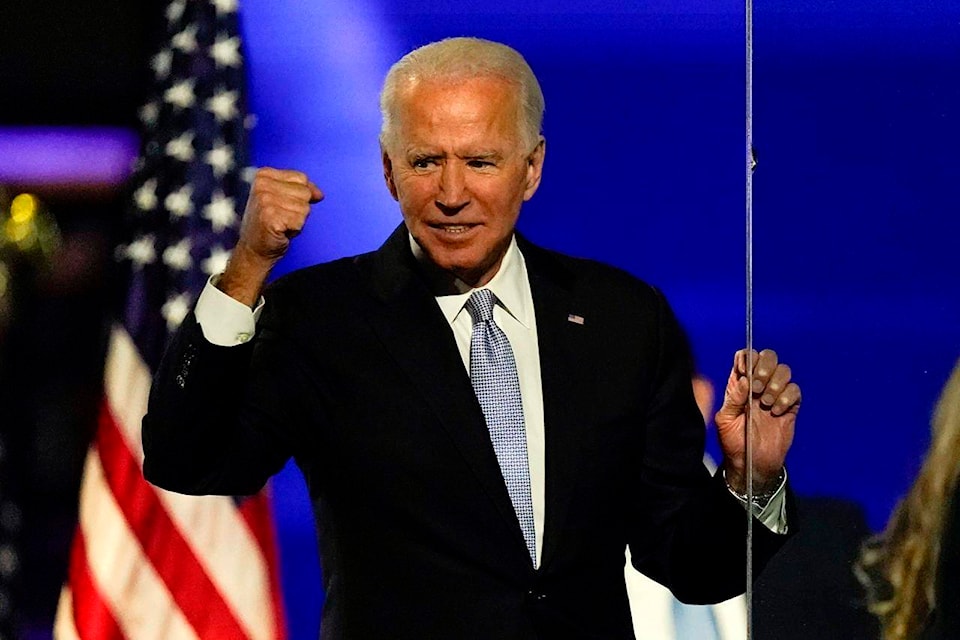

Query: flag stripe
[65,535,123,640]
[97,398,252,639]
[104,327,278,640]
[53,588,81,640]
[156,492,277,640]
[76,446,198,640]
[102,325,154,464]
[239,493,288,639]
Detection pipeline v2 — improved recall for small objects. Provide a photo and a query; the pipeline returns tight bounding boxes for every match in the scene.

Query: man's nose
[436,162,468,214]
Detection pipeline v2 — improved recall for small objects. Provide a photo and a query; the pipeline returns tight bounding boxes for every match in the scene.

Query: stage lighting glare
[10,193,37,224]
[3,218,33,246]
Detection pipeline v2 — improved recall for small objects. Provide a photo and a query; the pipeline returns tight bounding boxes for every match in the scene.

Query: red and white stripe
[55,326,286,639]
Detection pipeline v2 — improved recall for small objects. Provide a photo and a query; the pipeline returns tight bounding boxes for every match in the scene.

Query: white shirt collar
[408,233,532,329]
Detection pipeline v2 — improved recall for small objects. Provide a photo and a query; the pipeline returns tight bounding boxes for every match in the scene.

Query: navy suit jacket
[143,225,791,639]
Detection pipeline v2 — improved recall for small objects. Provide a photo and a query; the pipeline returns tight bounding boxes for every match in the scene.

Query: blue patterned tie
[466,289,536,564]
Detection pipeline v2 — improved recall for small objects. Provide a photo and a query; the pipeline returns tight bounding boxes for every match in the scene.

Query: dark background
[1,0,957,638]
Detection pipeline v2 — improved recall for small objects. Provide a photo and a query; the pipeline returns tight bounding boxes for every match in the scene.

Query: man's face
[381,75,545,287]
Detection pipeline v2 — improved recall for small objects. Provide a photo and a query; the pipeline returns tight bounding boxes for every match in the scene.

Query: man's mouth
[430,223,477,234]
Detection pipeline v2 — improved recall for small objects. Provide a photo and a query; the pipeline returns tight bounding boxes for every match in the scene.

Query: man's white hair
[379,37,545,152]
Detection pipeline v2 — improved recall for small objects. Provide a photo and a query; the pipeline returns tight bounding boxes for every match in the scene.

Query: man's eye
[467,160,494,169]
[413,158,435,169]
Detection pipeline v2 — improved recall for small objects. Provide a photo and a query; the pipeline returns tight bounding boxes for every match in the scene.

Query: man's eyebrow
[404,145,440,155]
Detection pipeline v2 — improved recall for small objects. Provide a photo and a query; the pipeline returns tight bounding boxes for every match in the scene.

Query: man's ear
[382,147,399,201]
[523,136,546,202]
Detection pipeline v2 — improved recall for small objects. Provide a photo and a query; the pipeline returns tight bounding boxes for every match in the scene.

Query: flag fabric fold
[55,0,286,637]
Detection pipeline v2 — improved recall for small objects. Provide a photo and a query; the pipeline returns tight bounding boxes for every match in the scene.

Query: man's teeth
[439,225,470,233]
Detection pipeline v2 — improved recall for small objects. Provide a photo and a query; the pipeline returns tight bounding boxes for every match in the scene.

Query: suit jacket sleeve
[624,287,794,603]
[141,286,314,496]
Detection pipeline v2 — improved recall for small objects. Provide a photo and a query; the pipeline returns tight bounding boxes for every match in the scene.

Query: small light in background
[0,192,61,260]
[9,194,37,224]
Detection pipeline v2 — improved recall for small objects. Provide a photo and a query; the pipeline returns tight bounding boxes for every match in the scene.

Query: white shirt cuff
[725,469,789,535]
[194,275,265,346]
[754,484,788,534]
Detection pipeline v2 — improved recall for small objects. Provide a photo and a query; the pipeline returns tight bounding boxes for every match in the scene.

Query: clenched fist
[218,167,324,306]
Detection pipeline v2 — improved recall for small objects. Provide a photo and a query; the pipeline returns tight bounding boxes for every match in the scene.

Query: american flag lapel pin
[567,313,585,325]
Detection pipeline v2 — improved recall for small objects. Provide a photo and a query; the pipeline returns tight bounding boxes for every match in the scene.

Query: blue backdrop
[239,2,959,637]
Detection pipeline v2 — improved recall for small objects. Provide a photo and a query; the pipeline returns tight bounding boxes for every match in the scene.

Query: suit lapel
[357,226,532,564]
[521,239,594,570]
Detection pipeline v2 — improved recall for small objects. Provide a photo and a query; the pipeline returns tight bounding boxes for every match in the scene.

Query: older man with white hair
[143,37,800,639]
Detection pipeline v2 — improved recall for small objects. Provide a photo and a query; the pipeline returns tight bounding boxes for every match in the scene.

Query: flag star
[162,293,191,331]
[166,0,186,23]
[244,113,258,130]
[164,79,196,109]
[164,184,194,218]
[139,101,160,127]
[162,238,193,271]
[0,545,19,577]
[242,166,257,183]
[172,24,199,54]
[201,245,232,276]
[165,132,195,162]
[126,235,156,268]
[205,141,235,177]
[206,89,239,123]
[151,49,173,80]
[202,192,238,232]
[210,34,242,68]
[134,178,158,211]
[211,0,238,16]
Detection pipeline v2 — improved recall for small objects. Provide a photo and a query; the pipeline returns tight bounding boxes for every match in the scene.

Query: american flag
[54,0,286,637]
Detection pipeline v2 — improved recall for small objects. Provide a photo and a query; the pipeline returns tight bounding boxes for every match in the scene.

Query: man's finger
[751,349,779,394]
[262,206,307,236]
[760,363,792,407]
[256,176,316,201]
[257,166,311,185]
[727,375,749,407]
[266,180,320,205]
[735,348,758,376]
[308,181,324,203]
[252,189,313,220]
[770,382,801,416]
[720,363,750,415]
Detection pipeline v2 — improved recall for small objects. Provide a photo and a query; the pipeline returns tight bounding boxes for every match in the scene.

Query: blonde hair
[857,357,960,640]
[379,37,544,152]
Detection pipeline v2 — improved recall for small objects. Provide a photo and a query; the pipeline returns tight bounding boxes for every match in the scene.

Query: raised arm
[141,167,323,495]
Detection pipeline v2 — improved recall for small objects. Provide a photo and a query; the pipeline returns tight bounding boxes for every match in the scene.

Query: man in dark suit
[142,37,802,639]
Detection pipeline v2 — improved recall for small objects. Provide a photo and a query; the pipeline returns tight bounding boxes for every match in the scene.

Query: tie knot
[465,289,496,324]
